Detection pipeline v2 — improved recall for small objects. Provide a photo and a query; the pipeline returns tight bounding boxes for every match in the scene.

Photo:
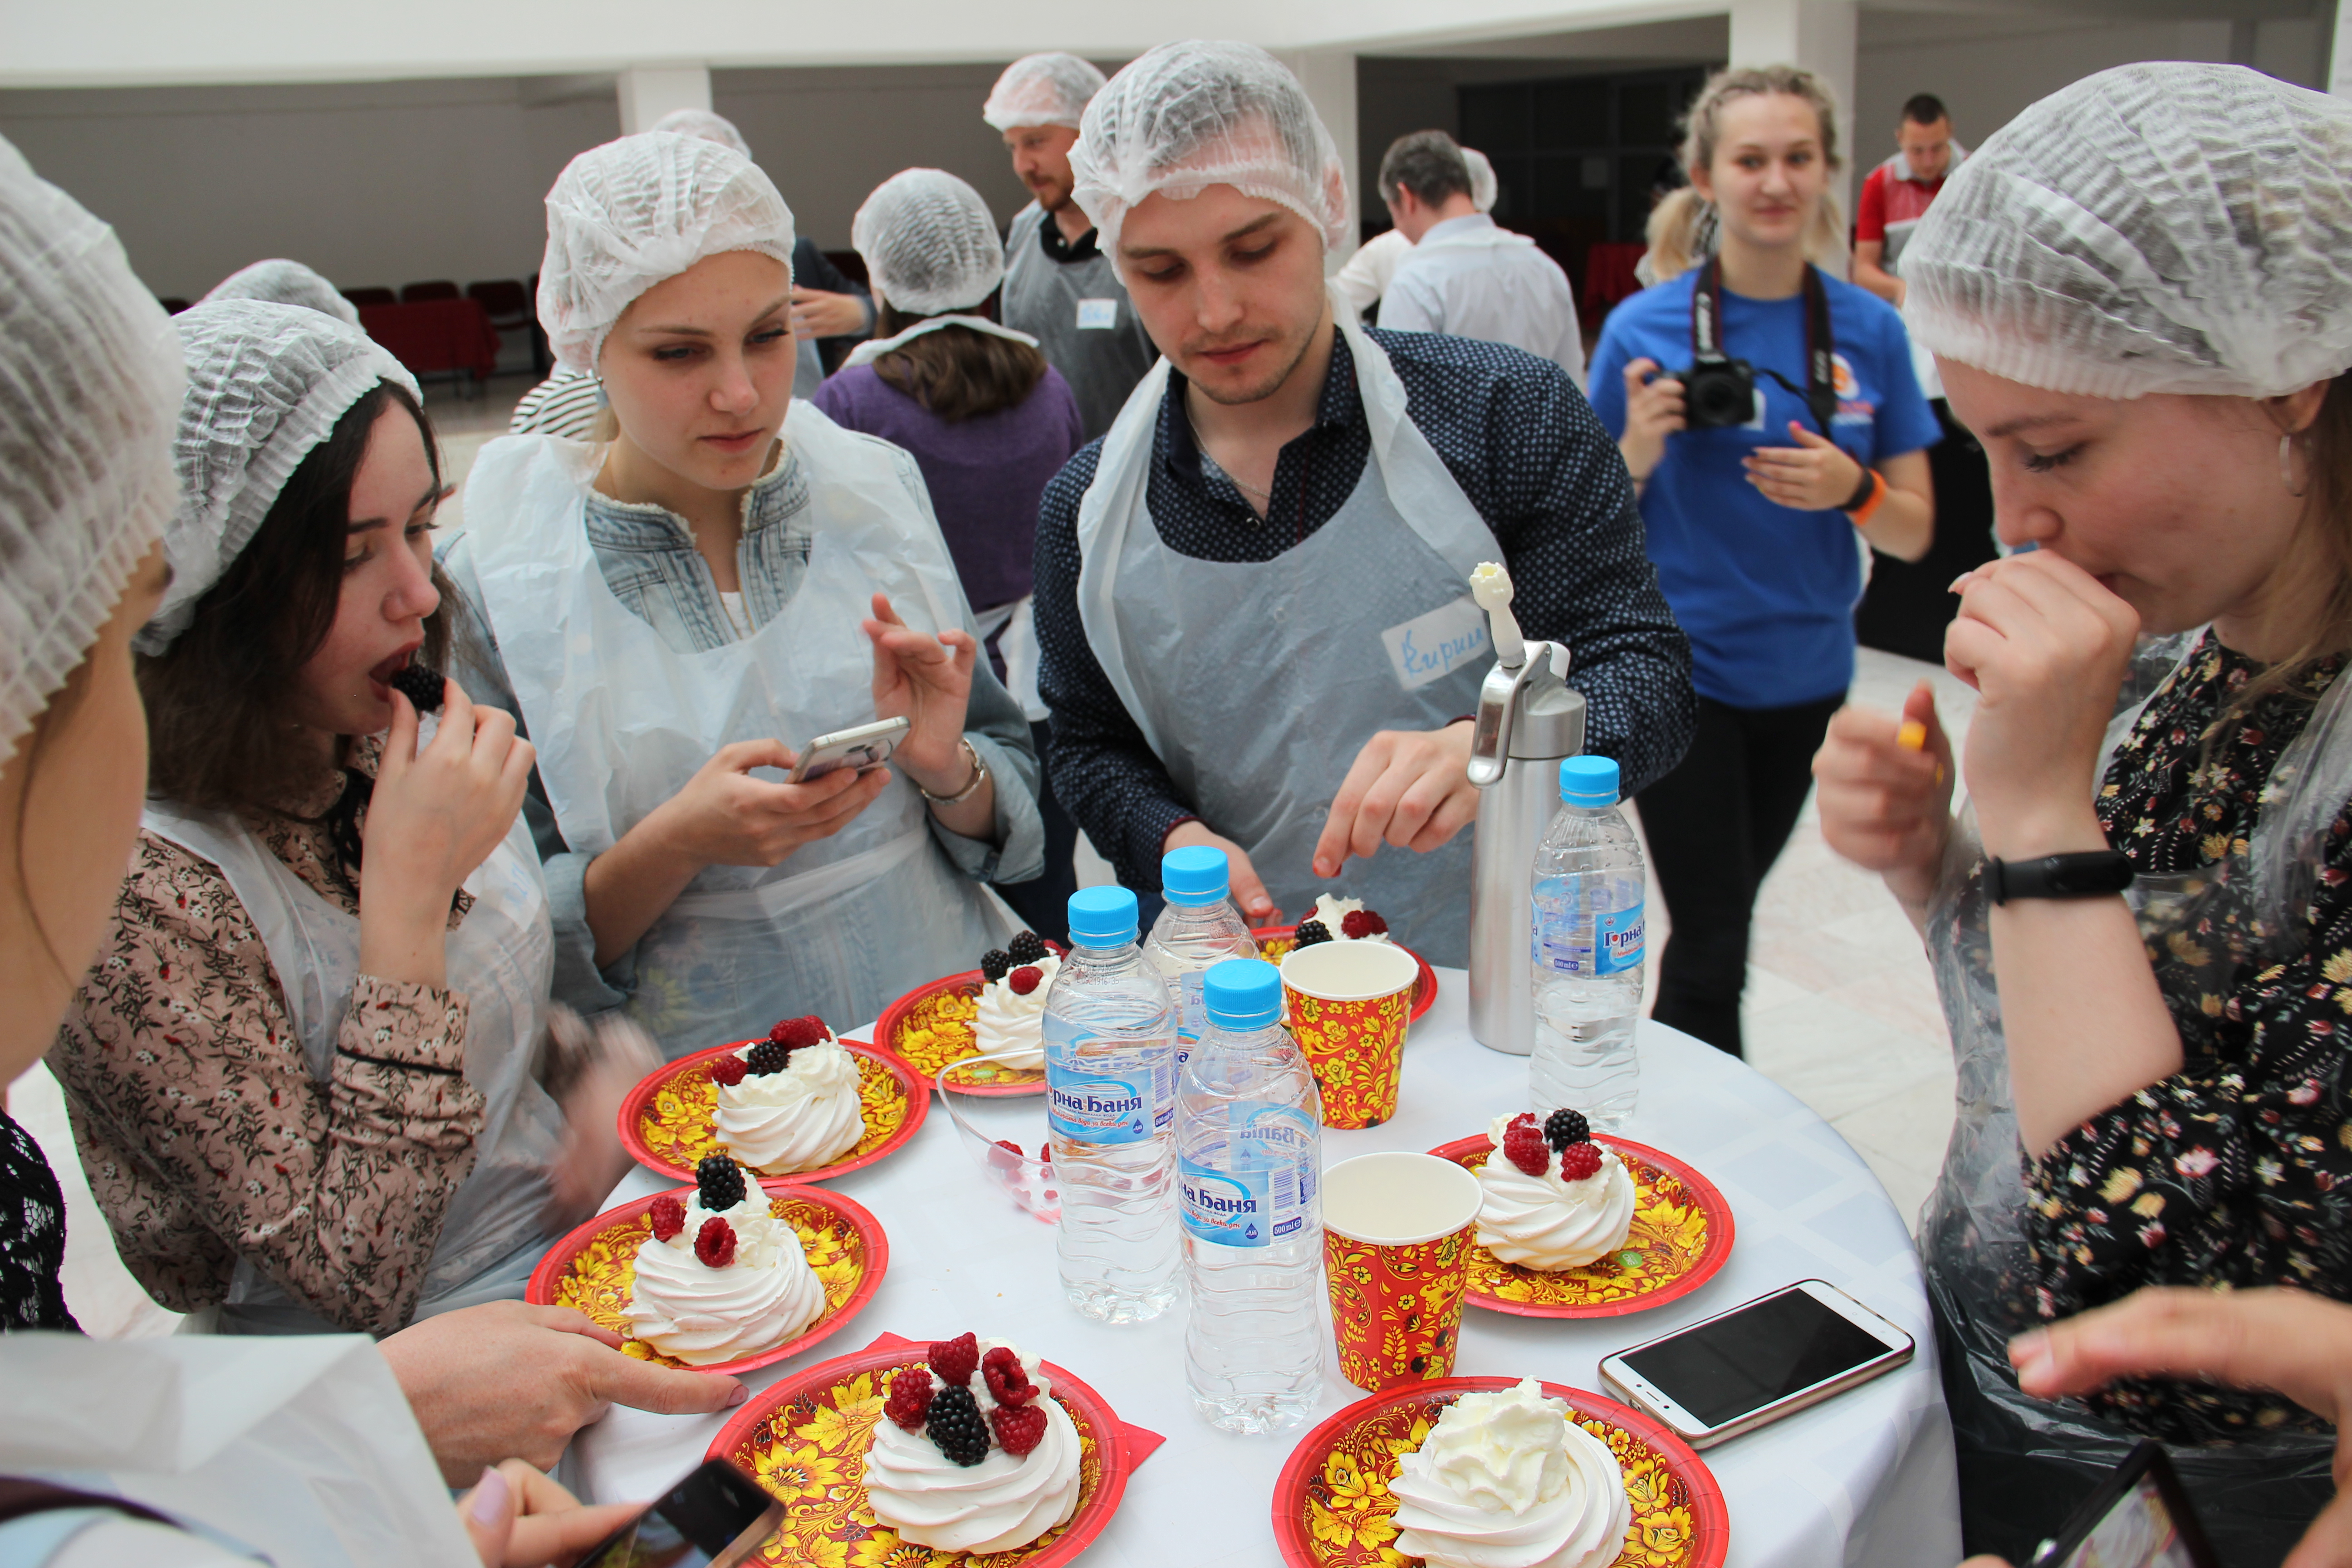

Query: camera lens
[1692,375,1748,426]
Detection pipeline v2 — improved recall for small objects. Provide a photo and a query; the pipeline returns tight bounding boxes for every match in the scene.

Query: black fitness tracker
[1839,463,1882,513]
[1985,851,2136,906]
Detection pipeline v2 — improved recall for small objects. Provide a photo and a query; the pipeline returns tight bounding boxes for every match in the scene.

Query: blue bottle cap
[1066,885,1140,946]
[1160,845,1231,906]
[1202,958,1283,1030]
[1559,755,1621,807]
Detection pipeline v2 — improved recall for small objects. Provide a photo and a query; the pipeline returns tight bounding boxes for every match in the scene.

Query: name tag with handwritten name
[1381,595,1491,693]
[1075,298,1119,330]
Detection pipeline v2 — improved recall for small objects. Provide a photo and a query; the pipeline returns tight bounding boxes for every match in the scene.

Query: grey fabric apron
[1000,201,1160,441]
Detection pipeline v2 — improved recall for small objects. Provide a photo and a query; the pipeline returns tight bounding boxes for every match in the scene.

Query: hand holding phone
[789,716,911,785]
[573,1458,782,1568]
[2032,1443,2217,1568]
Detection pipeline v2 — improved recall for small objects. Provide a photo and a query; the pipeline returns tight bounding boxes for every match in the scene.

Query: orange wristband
[1845,467,1888,526]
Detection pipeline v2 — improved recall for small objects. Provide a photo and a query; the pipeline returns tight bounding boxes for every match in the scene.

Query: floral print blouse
[48,745,485,1335]
[2027,633,2352,1442]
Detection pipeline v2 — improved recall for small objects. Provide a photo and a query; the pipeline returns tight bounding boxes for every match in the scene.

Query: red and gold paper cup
[1279,940,1420,1128]
[1322,1151,1485,1392]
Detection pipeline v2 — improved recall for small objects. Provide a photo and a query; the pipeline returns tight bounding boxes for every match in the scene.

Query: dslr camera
[1675,353,1759,430]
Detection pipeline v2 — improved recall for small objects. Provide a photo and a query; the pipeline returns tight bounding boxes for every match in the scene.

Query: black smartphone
[2031,1441,2219,1568]
[573,1458,783,1568]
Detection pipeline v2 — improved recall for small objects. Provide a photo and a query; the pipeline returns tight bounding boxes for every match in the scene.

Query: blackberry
[696,1152,746,1213]
[926,1384,990,1466]
[1292,918,1333,948]
[387,662,445,714]
[745,1038,792,1076]
[1543,1108,1589,1152]
[1006,930,1049,965]
[979,949,1013,984]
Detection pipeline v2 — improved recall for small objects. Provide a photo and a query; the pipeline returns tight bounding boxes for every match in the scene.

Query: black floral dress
[2025,633,2352,1442]
[0,1109,77,1332]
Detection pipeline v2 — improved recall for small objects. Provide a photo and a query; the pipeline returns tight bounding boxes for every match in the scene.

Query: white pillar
[1278,47,1361,272]
[1728,0,1858,224]
[616,66,714,135]
[2332,0,2352,98]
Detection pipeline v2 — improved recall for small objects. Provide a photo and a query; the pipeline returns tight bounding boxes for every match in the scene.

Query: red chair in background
[1581,242,1648,331]
[400,280,460,304]
[341,286,396,309]
[359,298,500,393]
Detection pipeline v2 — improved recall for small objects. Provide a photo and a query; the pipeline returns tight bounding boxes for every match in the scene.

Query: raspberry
[387,662,445,714]
[1502,1121,1550,1177]
[1544,1108,1589,1152]
[982,1345,1036,1406]
[1008,965,1043,996]
[1558,1142,1605,1183]
[696,1152,746,1213]
[926,1385,990,1466]
[979,949,1013,983]
[745,1039,790,1077]
[769,1016,828,1049]
[648,1194,686,1242]
[1006,931,1049,965]
[885,1367,935,1431]
[991,1401,1048,1457]
[694,1216,737,1268]
[989,1139,1024,1173]
[1341,908,1388,939]
[1507,1112,1538,1134]
[710,1054,748,1088]
[1293,918,1333,948]
[929,1332,980,1388]
[1038,1144,1051,1166]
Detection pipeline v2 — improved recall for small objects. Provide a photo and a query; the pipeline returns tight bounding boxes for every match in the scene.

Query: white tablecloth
[574,969,1961,1568]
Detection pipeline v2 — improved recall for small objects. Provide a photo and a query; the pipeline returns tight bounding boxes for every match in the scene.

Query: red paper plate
[1427,1134,1734,1318]
[1254,926,1438,1024]
[526,1181,887,1377]
[877,972,1048,1097]
[1273,1377,1728,1568]
[707,1339,1132,1568]
[619,1040,928,1182]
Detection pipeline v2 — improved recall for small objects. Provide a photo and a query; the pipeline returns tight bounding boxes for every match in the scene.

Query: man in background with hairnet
[985,53,1160,440]
[1030,41,1693,964]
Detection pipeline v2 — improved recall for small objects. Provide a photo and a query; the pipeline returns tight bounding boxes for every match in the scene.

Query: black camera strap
[1690,256,1838,435]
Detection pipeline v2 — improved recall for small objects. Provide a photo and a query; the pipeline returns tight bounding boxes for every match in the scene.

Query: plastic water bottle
[1044,886,1181,1323]
[1144,846,1260,1080]
[1177,958,1323,1434]
[1529,755,1646,1129]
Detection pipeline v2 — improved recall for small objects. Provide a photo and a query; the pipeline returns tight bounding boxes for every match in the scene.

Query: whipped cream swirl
[1309,894,1392,942]
[715,1034,864,1174]
[1392,1377,1632,1568]
[622,1191,825,1366]
[866,1338,1082,1554]
[1475,1114,1637,1270]
[972,953,1059,1071]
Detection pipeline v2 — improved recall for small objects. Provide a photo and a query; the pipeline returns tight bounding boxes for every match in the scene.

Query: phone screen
[578,1508,721,1568]
[1620,1285,1893,1427]
[2044,1473,2202,1568]
[575,1460,777,1568]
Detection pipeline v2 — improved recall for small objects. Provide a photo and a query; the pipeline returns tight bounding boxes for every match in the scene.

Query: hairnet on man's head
[1903,63,2352,401]
[649,108,753,160]
[202,259,361,327]
[853,169,1006,317]
[536,132,797,375]
[1463,148,1498,214]
[0,135,183,767]
[143,300,418,654]
[983,54,1107,132]
[1069,41,1350,270]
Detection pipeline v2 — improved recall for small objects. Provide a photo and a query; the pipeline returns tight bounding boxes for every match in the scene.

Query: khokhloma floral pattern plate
[619,1040,927,1182]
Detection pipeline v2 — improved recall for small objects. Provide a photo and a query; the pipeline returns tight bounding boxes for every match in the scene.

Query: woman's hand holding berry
[1813,680,1955,917]
[1617,358,1686,484]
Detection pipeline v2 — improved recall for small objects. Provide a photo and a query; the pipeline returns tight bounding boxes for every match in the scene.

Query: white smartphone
[1599,1279,1914,1447]
[788,715,910,784]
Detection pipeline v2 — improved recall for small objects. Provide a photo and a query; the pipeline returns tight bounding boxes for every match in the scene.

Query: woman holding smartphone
[1588,65,1937,1059]
[442,132,1042,1055]
[1812,64,2352,1560]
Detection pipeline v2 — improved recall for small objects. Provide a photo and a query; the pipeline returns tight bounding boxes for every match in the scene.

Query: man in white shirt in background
[1332,147,1498,317]
[1376,130,1585,389]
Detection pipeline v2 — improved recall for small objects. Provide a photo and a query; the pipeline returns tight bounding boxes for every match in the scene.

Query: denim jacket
[441,442,1043,1017]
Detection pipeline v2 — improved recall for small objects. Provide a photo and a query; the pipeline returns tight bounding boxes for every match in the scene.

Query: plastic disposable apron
[1001,202,1156,440]
[1920,631,2348,1553]
[139,793,562,1334]
[1074,286,1499,966]
[462,408,1009,1056]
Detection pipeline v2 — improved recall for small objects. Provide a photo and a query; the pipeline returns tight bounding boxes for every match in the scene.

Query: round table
[572,968,1962,1568]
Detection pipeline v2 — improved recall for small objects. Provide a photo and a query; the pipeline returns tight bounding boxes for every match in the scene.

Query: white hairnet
[1903,63,2352,401]
[142,300,418,654]
[1069,41,1351,267]
[852,169,1006,316]
[0,137,183,768]
[1463,147,1497,214]
[649,108,752,160]
[983,54,1106,132]
[536,132,797,375]
[201,259,361,327]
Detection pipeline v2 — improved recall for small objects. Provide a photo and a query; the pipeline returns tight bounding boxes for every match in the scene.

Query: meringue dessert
[972,954,1058,1071]
[710,1015,864,1175]
[1392,1377,1633,1568]
[622,1155,826,1366]
[1476,1110,1637,1270]
[1291,895,1393,948]
[866,1332,1082,1555]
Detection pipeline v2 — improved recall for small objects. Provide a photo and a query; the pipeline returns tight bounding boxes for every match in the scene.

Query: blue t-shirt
[1589,268,1939,709]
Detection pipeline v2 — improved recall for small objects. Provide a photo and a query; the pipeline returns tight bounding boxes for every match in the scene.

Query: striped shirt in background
[508,368,604,440]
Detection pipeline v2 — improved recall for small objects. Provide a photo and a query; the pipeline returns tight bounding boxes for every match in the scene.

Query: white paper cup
[1323,1151,1483,1246]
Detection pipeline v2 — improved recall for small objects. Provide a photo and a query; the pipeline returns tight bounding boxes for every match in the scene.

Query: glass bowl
[934,1062,1060,1224]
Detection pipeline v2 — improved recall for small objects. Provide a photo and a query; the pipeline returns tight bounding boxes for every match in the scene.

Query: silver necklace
[1184,407,1274,509]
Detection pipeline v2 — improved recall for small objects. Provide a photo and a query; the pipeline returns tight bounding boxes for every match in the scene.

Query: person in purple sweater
[816,168,1087,937]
